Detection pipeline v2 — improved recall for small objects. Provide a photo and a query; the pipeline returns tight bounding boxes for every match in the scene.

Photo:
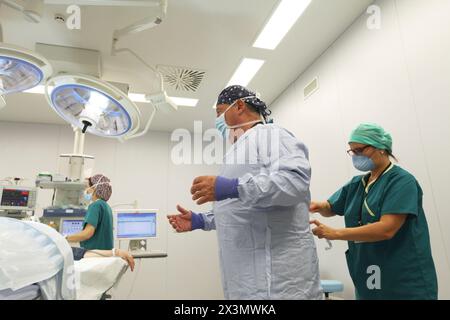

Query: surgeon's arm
[191,132,310,207]
[186,211,216,231]
[66,224,95,242]
[197,212,216,231]
[168,205,216,232]
[236,133,312,207]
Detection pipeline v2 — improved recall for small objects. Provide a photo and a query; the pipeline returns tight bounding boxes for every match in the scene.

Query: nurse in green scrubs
[310,123,438,300]
[66,174,114,250]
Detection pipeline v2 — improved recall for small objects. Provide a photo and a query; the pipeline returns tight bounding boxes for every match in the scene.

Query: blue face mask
[215,113,228,139]
[215,101,236,138]
[83,191,92,202]
[352,155,375,172]
[215,97,262,139]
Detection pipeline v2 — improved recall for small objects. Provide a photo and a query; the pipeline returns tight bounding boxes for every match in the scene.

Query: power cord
[126,258,141,299]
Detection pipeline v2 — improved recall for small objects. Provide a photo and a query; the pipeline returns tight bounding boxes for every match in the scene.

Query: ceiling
[0,0,373,132]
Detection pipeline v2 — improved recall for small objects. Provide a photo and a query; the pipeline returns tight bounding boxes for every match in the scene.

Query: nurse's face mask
[84,187,94,202]
[348,145,376,172]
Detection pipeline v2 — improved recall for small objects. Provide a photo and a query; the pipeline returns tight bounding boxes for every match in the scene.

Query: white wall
[271,0,450,299]
[0,121,223,299]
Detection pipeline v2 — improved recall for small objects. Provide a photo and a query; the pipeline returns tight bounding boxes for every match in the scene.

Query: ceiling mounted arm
[44,0,161,6]
[109,0,176,141]
[0,0,165,26]
[112,0,167,42]
[0,0,44,23]
[111,45,161,142]
[111,40,178,141]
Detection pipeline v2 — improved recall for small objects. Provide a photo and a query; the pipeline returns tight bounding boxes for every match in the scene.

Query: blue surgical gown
[201,124,323,300]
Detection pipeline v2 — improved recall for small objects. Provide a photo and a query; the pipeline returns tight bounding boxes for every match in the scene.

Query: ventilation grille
[304,77,319,100]
[157,65,206,92]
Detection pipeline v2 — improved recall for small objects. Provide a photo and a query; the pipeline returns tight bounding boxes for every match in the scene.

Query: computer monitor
[115,210,157,240]
[0,186,37,211]
[60,219,84,237]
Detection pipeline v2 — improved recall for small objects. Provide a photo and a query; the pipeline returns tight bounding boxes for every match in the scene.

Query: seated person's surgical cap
[217,85,273,123]
[89,174,112,202]
[349,123,393,153]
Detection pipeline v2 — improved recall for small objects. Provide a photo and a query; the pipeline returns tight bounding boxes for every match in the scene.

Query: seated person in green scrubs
[309,123,438,300]
[66,174,114,250]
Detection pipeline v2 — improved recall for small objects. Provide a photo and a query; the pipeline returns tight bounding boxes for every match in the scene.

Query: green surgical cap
[349,123,393,152]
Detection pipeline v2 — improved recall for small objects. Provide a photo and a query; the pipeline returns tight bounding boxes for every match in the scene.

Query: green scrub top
[328,164,438,300]
[80,199,114,250]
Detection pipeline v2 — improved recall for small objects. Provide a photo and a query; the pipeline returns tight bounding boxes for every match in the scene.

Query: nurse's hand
[167,205,193,232]
[309,201,335,217]
[191,176,217,205]
[310,220,340,240]
[309,202,323,213]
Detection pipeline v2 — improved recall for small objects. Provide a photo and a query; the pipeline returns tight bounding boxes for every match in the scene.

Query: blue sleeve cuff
[215,176,239,201]
[191,212,205,230]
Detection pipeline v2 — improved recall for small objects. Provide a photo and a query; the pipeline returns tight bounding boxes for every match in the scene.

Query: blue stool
[320,280,344,299]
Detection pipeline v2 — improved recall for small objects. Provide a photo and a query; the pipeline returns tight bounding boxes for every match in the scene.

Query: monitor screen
[1,189,30,207]
[61,220,84,237]
[116,212,156,239]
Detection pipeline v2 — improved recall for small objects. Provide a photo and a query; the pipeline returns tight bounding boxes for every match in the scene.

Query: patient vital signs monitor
[60,219,84,236]
[0,186,37,211]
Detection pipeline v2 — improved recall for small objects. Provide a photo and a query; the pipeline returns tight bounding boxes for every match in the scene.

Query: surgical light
[45,73,141,138]
[0,43,52,95]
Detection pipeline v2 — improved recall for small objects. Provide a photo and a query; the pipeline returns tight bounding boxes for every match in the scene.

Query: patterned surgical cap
[217,85,272,122]
[89,174,112,202]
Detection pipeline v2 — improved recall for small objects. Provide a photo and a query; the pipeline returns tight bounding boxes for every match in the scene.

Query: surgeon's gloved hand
[167,205,197,232]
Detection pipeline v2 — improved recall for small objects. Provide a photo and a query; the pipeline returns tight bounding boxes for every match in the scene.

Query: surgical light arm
[1,0,165,25]
[113,16,163,41]
[111,42,162,142]
[113,0,167,41]
[0,0,44,23]
[107,0,171,141]
[44,0,161,7]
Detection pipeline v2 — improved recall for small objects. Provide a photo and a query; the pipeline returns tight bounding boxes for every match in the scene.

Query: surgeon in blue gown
[168,85,322,300]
